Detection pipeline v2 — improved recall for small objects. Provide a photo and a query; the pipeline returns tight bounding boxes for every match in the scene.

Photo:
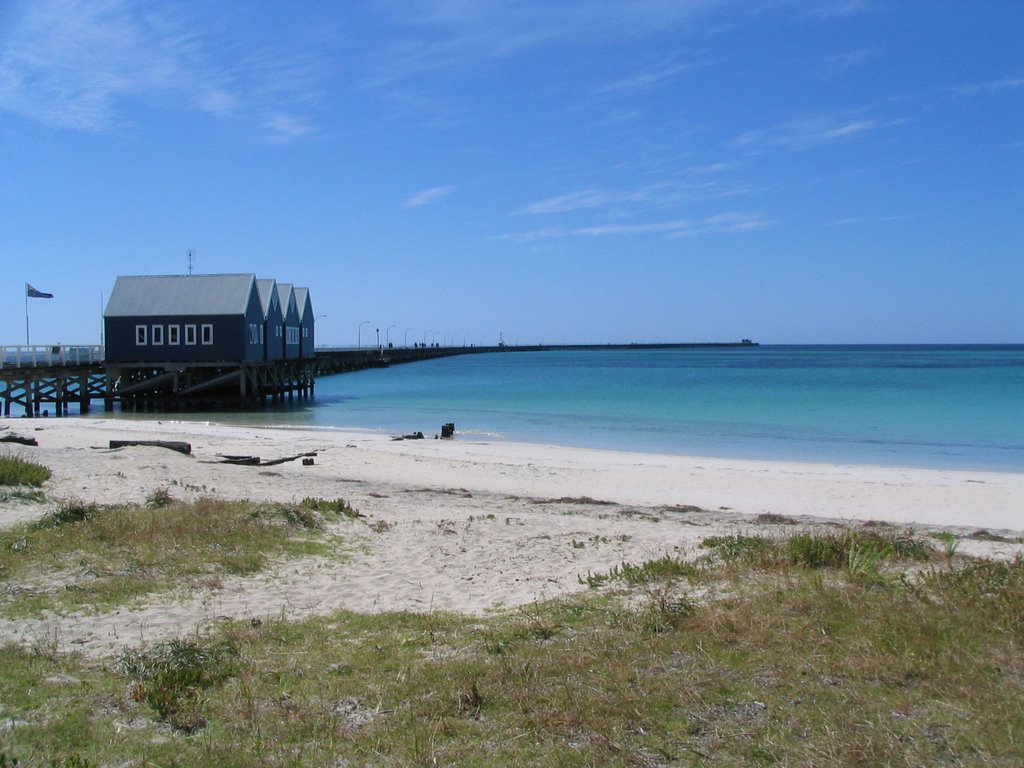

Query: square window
[201,324,214,345]
[185,325,197,345]
[168,325,180,345]
[135,325,147,345]
[151,325,164,345]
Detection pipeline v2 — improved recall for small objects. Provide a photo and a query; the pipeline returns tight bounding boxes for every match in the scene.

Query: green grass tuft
[30,499,99,530]
[300,496,361,518]
[0,452,52,487]
[120,636,239,732]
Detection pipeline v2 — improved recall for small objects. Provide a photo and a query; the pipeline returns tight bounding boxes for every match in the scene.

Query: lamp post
[432,331,438,346]
[375,327,380,349]
[386,325,396,347]
[404,327,414,347]
[358,320,369,348]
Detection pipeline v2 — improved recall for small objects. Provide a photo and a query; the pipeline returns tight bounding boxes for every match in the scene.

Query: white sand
[2,417,1022,655]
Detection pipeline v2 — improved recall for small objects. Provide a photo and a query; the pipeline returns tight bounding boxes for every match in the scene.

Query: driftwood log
[212,451,318,467]
[1,434,38,447]
[109,440,192,455]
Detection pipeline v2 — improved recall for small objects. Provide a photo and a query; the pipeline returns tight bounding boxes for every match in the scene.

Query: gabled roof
[293,287,312,321]
[104,274,257,317]
[276,283,296,317]
[255,278,279,318]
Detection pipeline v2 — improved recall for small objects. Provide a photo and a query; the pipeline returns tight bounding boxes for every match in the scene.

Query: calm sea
[134,345,1024,472]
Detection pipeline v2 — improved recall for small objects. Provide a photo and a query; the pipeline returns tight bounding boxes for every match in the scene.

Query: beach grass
[1,529,1022,767]
[0,497,350,617]
[0,451,52,487]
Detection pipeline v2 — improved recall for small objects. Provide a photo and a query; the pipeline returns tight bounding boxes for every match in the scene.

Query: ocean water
[169,345,1024,472]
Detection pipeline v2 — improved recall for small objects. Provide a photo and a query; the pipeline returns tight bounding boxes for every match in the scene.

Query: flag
[26,283,53,299]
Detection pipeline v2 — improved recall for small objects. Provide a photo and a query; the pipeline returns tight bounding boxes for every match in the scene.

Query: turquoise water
[177,345,1024,471]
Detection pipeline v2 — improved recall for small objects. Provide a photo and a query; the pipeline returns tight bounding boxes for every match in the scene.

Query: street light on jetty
[358,320,369,348]
[432,331,438,346]
[404,328,414,347]
[375,327,380,349]
[386,325,396,347]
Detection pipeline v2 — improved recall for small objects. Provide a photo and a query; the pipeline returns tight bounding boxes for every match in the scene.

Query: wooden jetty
[0,346,106,417]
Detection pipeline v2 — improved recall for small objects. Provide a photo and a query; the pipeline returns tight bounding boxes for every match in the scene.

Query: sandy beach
[2,416,1022,655]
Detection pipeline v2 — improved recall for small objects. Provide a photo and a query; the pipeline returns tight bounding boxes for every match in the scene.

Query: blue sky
[1,0,1021,346]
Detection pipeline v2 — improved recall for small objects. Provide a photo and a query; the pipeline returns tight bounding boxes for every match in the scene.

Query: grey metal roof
[255,279,278,317]
[276,283,295,316]
[293,287,311,321]
[104,274,257,317]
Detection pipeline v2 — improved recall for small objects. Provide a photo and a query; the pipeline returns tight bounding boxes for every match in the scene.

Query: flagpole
[25,284,30,346]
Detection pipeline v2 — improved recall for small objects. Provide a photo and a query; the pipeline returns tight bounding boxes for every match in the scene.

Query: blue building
[104,273,315,364]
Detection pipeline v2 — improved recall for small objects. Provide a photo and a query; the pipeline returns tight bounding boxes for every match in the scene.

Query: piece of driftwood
[217,455,262,466]
[261,451,318,466]
[212,451,318,467]
[1,433,38,446]
[109,440,191,455]
[391,431,425,441]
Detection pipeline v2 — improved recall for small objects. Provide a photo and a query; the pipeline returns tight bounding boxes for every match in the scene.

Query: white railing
[0,345,105,370]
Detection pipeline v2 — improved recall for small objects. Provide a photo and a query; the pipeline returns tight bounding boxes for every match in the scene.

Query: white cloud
[403,186,452,207]
[501,210,771,241]
[733,111,899,151]
[514,189,610,215]
[514,178,757,216]
[597,55,712,93]
[363,1,728,88]
[0,0,319,141]
[826,214,909,226]
[948,75,1024,97]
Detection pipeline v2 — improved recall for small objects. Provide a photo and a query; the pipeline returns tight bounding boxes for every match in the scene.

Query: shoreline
[4,415,1023,531]
[14,407,1024,476]
[2,416,1022,654]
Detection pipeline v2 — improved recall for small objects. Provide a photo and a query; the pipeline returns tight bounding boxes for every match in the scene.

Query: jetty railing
[0,345,104,370]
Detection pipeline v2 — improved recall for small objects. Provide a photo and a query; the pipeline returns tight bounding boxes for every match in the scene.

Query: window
[135,325,147,345]
[302,327,308,338]
[168,325,180,345]
[201,324,214,345]
[248,323,259,344]
[287,327,299,344]
[185,325,197,345]
[151,325,164,345]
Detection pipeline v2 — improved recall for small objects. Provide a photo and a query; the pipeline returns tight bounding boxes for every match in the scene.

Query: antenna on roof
[187,250,195,275]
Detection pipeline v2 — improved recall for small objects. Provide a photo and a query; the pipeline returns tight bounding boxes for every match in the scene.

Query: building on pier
[100,273,316,411]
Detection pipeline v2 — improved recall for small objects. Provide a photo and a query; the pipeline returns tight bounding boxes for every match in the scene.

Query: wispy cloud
[826,214,909,226]
[0,0,321,141]
[818,47,878,72]
[363,1,727,88]
[788,0,871,19]
[514,189,610,215]
[501,210,772,242]
[733,111,900,151]
[403,186,452,207]
[597,54,711,93]
[514,177,757,216]
[948,74,1024,97]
